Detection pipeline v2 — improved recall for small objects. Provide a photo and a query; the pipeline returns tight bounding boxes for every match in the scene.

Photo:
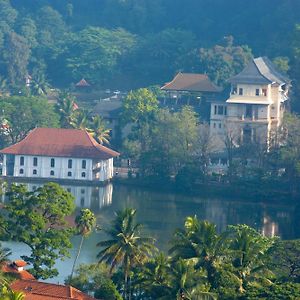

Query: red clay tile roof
[161,73,222,93]
[2,263,36,280]
[0,128,119,159]
[11,280,97,300]
[75,78,91,87]
[14,260,28,267]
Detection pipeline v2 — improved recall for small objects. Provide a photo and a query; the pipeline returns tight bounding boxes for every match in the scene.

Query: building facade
[210,57,290,151]
[0,128,119,182]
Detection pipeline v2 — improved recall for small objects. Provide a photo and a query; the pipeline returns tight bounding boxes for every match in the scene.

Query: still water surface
[3,181,300,284]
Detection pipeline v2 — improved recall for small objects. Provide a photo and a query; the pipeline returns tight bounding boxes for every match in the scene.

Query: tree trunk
[70,236,84,281]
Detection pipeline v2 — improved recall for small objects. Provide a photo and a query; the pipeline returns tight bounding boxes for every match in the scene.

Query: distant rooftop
[229,57,290,85]
[161,73,222,93]
[0,128,119,159]
[11,279,97,300]
[75,78,91,87]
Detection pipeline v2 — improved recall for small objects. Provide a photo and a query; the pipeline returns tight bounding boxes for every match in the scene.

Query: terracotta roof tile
[2,263,36,280]
[0,128,119,159]
[11,280,97,300]
[75,78,90,87]
[161,73,222,92]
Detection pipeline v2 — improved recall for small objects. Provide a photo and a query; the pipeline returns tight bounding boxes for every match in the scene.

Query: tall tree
[0,96,60,145]
[97,208,156,300]
[3,32,30,89]
[3,183,75,279]
[70,208,96,281]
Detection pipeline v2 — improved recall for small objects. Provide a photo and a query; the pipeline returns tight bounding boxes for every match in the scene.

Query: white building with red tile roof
[0,128,119,182]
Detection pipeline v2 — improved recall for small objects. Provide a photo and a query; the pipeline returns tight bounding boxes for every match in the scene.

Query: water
[2,181,300,284]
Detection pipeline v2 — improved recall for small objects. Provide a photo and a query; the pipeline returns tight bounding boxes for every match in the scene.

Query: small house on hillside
[0,128,119,182]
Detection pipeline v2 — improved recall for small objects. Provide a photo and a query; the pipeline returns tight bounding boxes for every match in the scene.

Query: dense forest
[1,0,300,109]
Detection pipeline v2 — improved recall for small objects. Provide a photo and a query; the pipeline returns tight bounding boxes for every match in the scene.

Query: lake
[2,181,300,284]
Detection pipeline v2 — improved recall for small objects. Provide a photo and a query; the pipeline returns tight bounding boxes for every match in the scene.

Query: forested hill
[1,0,300,108]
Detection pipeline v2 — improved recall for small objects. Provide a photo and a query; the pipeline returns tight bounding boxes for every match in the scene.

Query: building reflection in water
[2,182,113,212]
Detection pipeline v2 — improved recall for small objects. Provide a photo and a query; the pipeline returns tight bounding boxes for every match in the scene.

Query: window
[213,123,216,128]
[214,105,217,115]
[67,171,72,177]
[20,156,24,166]
[218,123,222,129]
[217,106,224,115]
[224,107,227,115]
[33,169,37,175]
[81,189,85,194]
[80,197,85,207]
[67,188,71,192]
[51,158,55,168]
[81,172,86,178]
[50,170,54,176]
[68,159,72,168]
[255,89,260,96]
[33,157,38,166]
[262,88,267,96]
[232,86,237,94]
[19,168,24,174]
[239,88,243,95]
[82,160,86,169]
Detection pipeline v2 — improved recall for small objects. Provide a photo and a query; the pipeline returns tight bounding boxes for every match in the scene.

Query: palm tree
[0,284,25,300]
[56,92,77,128]
[227,224,274,293]
[0,244,11,266]
[169,216,229,289]
[87,115,111,145]
[97,208,156,300]
[30,73,50,96]
[70,108,90,130]
[70,208,96,281]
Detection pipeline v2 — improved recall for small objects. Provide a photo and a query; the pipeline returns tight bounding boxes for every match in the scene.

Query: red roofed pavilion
[0,128,119,182]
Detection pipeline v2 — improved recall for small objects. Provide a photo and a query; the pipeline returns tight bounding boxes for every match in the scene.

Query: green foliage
[3,31,30,89]
[0,95,60,145]
[3,183,75,279]
[195,37,253,86]
[97,208,156,299]
[65,26,136,85]
[122,88,159,124]
[244,282,300,300]
[66,263,122,300]
[269,240,300,282]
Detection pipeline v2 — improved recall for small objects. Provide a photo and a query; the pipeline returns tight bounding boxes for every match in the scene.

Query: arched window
[50,170,54,176]
[33,169,37,175]
[19,168,24,174]
[67,171,72,177]
[81,172,86,178]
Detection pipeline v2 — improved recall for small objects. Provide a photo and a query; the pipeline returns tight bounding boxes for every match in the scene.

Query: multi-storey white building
[210,57,290,151]
[0,128,119,182]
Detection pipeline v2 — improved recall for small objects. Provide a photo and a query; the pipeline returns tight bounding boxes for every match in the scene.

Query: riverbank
[114,177,298,204]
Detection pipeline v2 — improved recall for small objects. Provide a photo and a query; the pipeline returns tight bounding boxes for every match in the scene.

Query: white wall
[6,155,114,182]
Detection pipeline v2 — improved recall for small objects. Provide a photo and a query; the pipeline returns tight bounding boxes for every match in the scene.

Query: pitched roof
[161,73,222,93]
[229,57,290,85]
[93,99,122,118]
[11,280,97,300]
[75,78,90,87]
[2,261,36,280]
[0,128,119,159]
